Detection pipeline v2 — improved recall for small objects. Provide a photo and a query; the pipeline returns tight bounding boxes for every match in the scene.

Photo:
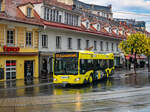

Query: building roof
[43,20,125,39]
[73,0,111,12]
[0,0,43,26]
[0,0,149,39]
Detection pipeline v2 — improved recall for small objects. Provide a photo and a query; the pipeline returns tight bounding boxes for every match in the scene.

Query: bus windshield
[54,58,78,75]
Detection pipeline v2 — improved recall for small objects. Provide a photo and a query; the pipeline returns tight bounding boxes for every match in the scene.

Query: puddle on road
[0,72,150,98]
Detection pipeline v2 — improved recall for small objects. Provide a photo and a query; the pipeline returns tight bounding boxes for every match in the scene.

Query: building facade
[32,0,126,78]
[0,0,42,81]
[1,0,149,81]
[114,18,146,32]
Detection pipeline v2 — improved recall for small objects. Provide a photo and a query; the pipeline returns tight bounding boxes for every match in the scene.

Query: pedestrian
[125,59,127,70]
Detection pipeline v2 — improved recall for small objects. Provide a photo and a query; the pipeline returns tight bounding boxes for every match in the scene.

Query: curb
[0,82,53,91]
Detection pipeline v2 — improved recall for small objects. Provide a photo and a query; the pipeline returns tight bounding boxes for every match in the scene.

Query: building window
[94,41,97,50]
[77,39,81,50]
[56,36,61,49]
[47,8,49,20]
[97,24,100,31]
[116,29,119,35]
[86,40,89,49]
[7,30,14,46]
[53,9,56,21]
[106,42,109,51]
[6,60,16,80]
[109,27,112,33]
[86,22,89,29]
[26,32,32,46]
[59,14,62,23]
[99,12,102,16]
[68,38,72,49]
[105,14,107,18]
[64,12,79,26]
[100,41,103,51]
[116,43,119,51]
[44,7,80,25]
[44,7,46,20]
[42,35,48,48]
[102,12,105,17]
[44,9,79,26]
[122,30,125,35]
[27,7,32,17]
[111,43,114,51]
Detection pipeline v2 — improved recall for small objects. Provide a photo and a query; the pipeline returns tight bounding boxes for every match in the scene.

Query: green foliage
[119,33,148,55]
[144,37,150,56]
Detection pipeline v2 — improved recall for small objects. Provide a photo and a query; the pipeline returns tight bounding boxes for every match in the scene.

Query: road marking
[0,86,150,107]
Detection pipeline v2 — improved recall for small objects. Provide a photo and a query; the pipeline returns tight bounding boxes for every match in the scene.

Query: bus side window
[107,60,109,68]
[93,59,99,70]
[111,60,114,68]
[87,59,93,70]
[104,60,108,69]
[99,59,104,69]
[80,59,85,74]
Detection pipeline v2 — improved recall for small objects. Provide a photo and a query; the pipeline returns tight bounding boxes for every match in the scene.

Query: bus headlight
[75,78,80,81]
[53,78,57,81]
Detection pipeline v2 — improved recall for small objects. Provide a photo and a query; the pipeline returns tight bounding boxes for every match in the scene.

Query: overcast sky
[80,0,150,32]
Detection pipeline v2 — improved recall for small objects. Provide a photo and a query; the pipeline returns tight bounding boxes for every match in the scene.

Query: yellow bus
[53,51,114,84]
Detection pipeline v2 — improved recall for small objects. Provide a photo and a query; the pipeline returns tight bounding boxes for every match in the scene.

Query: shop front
[125,54,147,68]
[0,46,39,81]
[39,52,53,79]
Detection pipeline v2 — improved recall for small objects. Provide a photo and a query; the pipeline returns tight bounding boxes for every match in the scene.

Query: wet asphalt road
[0,70,150,112]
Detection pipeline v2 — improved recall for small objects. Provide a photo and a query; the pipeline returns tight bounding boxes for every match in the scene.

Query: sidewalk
[0,78,52,91]
[0,68,149,111]
[115,67,148,76]
[0,68,148,90]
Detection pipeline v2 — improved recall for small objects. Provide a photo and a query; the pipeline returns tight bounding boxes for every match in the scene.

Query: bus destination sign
[56,53,77,58]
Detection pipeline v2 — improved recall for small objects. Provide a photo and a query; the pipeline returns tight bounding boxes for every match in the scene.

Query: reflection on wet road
[0,71,150,112]
[0,72,150,98]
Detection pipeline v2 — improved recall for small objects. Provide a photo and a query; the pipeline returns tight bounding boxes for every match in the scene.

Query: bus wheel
[88,75,93,83]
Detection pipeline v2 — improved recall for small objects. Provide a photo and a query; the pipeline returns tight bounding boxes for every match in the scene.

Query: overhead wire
[113,11,150,17]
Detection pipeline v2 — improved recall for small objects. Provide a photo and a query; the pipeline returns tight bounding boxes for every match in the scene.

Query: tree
[144,37,150,72]
[119,33,148,74]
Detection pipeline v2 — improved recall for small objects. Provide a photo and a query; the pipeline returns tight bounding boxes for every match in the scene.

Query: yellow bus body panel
[53,51,115,85]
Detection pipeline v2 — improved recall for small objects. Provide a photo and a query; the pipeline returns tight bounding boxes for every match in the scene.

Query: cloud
[80,0,150,11]
[79,0,150,32]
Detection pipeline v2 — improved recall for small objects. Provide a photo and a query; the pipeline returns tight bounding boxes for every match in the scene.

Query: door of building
[6,60,16,80]
[0,68,4,80]
[24,61,33,80]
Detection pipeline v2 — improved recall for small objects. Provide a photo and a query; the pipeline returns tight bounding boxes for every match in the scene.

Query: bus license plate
[61,76,69,79]
[62,82,68,84]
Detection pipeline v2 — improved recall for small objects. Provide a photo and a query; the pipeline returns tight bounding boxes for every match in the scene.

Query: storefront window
[6,60,16,80]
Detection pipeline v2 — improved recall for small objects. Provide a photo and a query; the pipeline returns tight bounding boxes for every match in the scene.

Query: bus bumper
[53,76,84,84]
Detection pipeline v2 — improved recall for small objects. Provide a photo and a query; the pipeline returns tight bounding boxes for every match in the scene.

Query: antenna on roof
[85,46,93,51]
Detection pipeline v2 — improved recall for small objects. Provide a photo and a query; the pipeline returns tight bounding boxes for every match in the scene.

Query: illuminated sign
[3,46,20,52]
[56,54,77,58]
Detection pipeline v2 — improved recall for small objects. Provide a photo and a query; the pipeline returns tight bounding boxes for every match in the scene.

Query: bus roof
[55,50,114,55]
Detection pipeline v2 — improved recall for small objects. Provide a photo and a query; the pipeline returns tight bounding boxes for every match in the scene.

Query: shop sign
[3,46,20,52]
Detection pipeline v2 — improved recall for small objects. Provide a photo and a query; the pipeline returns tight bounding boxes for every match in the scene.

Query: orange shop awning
[125,54,146,60]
